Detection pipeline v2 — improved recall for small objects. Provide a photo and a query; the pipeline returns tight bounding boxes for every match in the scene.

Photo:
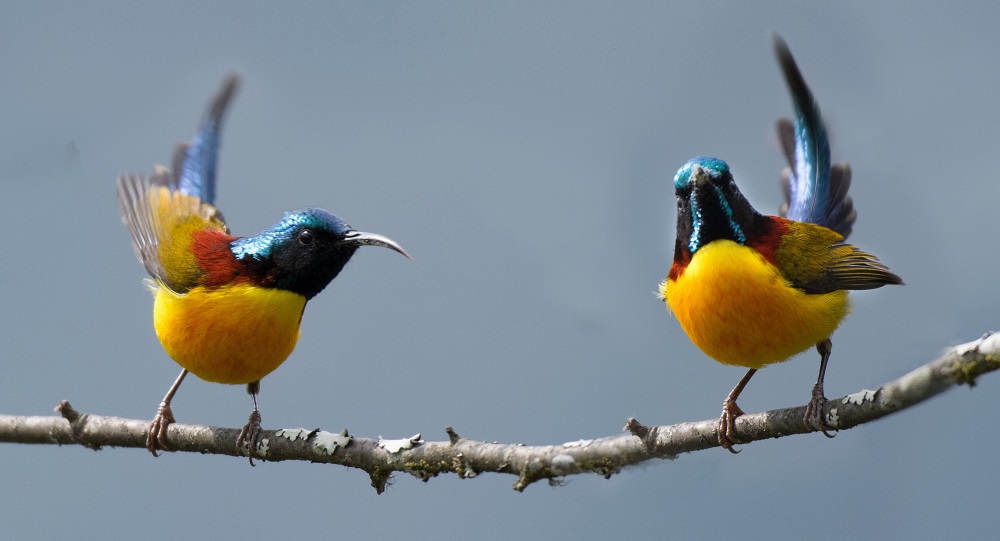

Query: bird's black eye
[298,229,315,245]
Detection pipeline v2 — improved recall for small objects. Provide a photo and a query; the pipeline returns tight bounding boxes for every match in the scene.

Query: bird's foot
[236,409,263,466]
[718,399,746,454]
[804,383,837,438]
[147,402,176,457]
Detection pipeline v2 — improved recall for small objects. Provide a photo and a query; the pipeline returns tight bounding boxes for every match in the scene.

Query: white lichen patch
[551,454,577,474]
[826,408,839,428]
[378,434,423,453]
[238,436,268,457]
[562,439,594,449]
[842,389,877,405]
[274,427,318,442]
[314,429,351,455]
[954,332,1000,356]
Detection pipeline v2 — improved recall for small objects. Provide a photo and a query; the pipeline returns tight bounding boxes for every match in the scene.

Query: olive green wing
[775,221,902,295]
[117,158,228,293]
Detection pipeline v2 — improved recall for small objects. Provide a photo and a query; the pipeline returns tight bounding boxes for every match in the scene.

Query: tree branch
[3,332,998,492]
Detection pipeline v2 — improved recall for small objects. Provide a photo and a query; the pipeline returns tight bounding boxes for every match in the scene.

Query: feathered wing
[774,220,903,295]
[822,243,902,291]
[117,74,240,293]
[774,36,856,240]
[117,172,228,293]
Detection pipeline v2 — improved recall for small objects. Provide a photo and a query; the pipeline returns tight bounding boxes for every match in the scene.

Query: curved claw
[146,402,176,457]
[718,399,746,454]
[804,383,839,438]
[237,409,263,466]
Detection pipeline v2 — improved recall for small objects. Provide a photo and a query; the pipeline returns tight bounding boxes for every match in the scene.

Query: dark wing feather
[795,243,902,295]
[117,172,168,283]
[774,220,901,295]
[823,243,903,291]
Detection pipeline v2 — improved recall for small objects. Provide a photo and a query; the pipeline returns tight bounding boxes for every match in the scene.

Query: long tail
[173,73,241,205]
[774,35,856,239]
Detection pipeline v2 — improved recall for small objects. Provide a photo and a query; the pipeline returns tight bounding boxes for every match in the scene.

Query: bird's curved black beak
[344,231,411,259]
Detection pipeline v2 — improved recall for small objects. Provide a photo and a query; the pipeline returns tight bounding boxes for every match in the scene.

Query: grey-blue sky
[1,2,997,539]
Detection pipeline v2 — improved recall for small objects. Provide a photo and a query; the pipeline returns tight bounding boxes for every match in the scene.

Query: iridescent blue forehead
[290,208,352,234]
[231,208,352,259]
[673,156,729,190]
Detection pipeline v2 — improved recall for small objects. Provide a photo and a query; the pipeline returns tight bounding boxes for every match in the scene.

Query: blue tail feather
[177,73,240,205]
[774,36,855,239]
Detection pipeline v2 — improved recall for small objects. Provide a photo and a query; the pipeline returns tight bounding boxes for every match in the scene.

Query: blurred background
[1,2,996,539]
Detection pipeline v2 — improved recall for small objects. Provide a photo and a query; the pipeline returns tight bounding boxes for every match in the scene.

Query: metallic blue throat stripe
[714,184,746,245]
[688,191,701,253]
[687,185,746,253]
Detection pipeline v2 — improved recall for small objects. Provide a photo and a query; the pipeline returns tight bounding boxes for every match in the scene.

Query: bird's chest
[663,240,848,368]
[153,283,307,384]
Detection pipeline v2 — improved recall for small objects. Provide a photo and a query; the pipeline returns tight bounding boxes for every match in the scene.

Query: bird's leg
[236,380,263,466]
[719,368,757,453]
[147,368,188,456]
[805,338,837,438]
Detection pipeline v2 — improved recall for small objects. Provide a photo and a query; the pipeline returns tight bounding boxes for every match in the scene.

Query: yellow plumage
[153,283,306,384]
[661,240,850,369]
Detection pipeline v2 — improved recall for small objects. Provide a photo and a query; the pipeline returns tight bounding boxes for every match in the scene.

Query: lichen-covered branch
[2,332,998,492]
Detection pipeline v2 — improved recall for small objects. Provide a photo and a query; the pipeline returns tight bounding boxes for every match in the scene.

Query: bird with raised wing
[659,37,901,452]
[118,74,410,462]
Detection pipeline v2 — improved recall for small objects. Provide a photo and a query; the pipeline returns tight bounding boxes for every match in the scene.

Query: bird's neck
[670,215,788,281]
[190,229,247,287]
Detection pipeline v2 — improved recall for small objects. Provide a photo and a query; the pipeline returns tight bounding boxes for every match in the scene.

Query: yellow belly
[662,240,849,369]
[153,283,306,384]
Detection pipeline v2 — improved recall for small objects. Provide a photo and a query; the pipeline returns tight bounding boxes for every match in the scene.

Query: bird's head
[673,157,761,255]
[231,208,410,300]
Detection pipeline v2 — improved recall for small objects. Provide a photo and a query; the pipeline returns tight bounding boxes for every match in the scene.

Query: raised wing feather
[117,74,239,293]
[117,173,227,293]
